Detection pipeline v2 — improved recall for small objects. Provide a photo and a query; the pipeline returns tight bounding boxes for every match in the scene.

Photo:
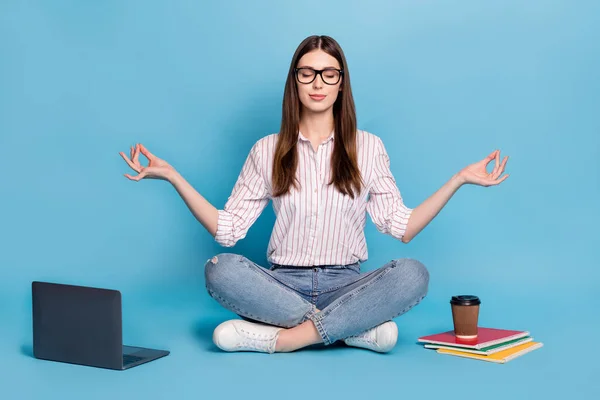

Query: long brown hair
[272,35,364,200]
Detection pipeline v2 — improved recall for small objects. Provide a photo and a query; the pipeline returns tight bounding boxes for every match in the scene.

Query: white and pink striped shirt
[215,129,413,267]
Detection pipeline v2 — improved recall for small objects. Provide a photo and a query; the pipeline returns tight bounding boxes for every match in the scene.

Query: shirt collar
[298,130,335,144]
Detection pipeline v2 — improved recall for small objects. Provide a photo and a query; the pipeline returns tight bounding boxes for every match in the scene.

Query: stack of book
[418,327,543,363]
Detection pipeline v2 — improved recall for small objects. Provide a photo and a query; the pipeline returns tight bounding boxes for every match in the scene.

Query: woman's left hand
[457,149,509,187]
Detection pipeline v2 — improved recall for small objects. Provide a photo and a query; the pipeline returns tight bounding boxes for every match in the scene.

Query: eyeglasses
[294,67,343,85]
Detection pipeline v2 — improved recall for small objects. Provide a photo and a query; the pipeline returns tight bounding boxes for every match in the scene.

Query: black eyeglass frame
[294,67,344,85]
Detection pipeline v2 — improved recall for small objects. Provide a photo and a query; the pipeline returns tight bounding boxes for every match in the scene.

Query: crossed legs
[204,253,429,352]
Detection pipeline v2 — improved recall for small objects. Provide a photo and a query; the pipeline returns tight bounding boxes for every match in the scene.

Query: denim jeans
[204,253,429,345]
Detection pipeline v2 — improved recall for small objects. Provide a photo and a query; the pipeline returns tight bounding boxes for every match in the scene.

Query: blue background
[1,0,598,398]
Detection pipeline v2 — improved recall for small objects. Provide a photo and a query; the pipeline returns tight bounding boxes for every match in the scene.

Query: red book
[418,327,530,350]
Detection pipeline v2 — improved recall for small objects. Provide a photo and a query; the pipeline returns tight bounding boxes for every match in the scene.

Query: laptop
[32,281,170,370]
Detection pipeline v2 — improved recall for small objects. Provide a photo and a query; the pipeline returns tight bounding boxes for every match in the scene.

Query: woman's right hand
[120,143,176,182]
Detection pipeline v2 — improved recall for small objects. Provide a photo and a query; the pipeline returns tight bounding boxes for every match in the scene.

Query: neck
[299,109,334,140]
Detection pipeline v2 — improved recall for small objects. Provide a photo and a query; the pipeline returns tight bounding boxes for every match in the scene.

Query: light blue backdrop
[1,0,597,399]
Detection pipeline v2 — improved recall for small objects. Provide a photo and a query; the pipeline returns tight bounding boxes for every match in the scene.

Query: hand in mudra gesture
[458,149,510,187]
[119,143,175,181]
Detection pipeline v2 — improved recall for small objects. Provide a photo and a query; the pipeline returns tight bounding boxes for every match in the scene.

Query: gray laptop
[32,281,169,370]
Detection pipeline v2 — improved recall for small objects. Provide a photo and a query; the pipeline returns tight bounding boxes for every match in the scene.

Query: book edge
[436,341,543,363]
[435,348,505,364]
[418,330,530,349]
[424,337,533,355]
[477,331,530,349]
[504,342,544,361]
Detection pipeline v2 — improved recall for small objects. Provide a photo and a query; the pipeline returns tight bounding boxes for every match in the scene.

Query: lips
[309,94,326,100]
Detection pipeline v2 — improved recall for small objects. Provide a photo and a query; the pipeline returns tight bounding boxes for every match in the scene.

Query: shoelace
[237,326,280,353]
[345,327,379,346]
[346,335,378,345]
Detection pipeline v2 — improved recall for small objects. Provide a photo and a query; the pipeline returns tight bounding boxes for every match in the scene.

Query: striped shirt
[215,129,413,267]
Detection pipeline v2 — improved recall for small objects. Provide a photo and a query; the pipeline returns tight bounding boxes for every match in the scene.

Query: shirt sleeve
[215,142,270,247]
[366,136,413,242]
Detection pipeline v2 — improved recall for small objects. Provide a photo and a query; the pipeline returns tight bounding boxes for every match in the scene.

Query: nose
[312,74,324,89]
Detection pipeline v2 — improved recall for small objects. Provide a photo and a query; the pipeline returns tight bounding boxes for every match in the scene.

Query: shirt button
[314,188,317,193]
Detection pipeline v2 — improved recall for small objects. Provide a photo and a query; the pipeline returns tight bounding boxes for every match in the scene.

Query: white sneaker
[343,321,398,353]
[212,319,284,354]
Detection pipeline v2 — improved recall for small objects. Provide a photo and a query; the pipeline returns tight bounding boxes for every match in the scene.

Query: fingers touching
[120,143,146,181]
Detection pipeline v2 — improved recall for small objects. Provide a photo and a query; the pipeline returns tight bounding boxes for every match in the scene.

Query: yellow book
[436,341,543,363]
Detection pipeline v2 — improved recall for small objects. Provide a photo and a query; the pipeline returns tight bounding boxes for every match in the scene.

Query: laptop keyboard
[123,354,145,365]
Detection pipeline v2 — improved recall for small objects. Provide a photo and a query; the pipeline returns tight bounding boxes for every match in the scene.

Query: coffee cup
[450,295,481,343]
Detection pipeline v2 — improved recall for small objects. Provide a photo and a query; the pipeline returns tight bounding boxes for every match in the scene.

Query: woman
[120,35,509,354]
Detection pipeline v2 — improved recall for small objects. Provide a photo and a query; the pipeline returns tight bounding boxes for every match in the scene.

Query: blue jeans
[204,253,429,345]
